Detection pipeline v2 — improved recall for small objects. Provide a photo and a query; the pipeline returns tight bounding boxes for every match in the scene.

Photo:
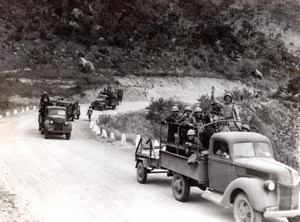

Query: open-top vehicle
[135,121,300,222]
[91,93,121,110]
[38,106,72,140]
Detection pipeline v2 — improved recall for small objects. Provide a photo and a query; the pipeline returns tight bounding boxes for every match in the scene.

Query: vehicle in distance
[91,93,121,110]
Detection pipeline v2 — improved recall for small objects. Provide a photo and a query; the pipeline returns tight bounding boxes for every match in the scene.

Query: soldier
[190,107,205,131]
[163,106,180,143]
[178,106,193,144]
[190,106,206,145]
[86,106,93,122]
[184,129,204,157]
[211,86,242,131]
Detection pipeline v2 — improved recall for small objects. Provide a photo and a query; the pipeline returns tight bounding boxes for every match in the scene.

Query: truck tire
[44,131,49,139]
[288,217,300,222]
[233,193,262,222]
[112,105,116,109]
[66,133,71,140]
[172,173,190,202]
[137,162,147,184]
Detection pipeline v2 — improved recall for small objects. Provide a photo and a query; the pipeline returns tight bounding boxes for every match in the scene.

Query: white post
[89,121,95,129]
[96,126,101,135]
[109,132,116,142]
[33,106,36,110]
[0,115,2,119]
[101,129,108,138]
[135,135,141,147]
[13,109,18,114]
[92,124,98,133]
[21,109,25,112]
[121,134,127,145]
[26,107,29,111]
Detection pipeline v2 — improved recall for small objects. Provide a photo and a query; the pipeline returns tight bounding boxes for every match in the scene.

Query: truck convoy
[135,122,300,222]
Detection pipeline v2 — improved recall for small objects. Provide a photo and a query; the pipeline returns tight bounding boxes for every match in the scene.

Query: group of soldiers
[39,92,80,121]
[99,86,124,100]
[163,87,250,156]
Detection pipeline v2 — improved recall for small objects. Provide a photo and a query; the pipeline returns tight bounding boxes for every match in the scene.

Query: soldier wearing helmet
[190,107,205,130]
[177,105,193,144]
[163,105,181,143]
[164,105,180,124]
[189,106,206,145]
[178,106,192,123]
[185,129,204,156]
[211,86,241,131]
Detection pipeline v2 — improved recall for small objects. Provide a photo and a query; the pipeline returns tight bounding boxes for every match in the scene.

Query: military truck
[135,122,300,222]
[51,100,80,121]
[38,106,72,140]
[91,93,121,110]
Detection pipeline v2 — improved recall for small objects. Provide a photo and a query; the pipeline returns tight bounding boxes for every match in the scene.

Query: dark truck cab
[38,106,72,140]
[135,131,300,222]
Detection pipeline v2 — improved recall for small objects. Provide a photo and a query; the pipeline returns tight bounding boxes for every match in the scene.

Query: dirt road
[0,103,288,222]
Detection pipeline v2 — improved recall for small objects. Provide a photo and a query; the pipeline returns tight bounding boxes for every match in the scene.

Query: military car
[135,122,300,222]
[38,106,72,140]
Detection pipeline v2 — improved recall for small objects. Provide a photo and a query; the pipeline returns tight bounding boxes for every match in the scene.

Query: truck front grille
[279,184,299,210]
[55,123,64,131]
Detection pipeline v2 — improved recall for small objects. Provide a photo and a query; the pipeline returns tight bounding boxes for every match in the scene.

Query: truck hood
[235,158,299,186]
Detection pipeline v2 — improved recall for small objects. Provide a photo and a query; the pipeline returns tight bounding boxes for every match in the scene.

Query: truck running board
[201,190,223,206]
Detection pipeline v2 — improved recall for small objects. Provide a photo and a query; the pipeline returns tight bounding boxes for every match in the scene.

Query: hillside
[0,0,300,108]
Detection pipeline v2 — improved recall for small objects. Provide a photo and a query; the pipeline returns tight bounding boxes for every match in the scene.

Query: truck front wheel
[172,174,190,202]
[233,193,262,222]
[44,131,49,139]
[137,162,147,184]
[66,133,71,140]
[288,217,300,222]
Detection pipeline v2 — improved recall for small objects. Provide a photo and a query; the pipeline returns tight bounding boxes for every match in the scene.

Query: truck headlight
[50,120,54,125]
[264,180,275,191]
[64,122,68,125]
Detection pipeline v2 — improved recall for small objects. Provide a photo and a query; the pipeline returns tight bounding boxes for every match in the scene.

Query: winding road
[0,103,288,222]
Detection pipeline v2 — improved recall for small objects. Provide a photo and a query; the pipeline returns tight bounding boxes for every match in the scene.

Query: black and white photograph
[0,0,300,221]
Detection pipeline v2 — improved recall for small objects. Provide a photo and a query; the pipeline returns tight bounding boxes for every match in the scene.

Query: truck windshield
[233,142,272,158]
[48,109,66,116]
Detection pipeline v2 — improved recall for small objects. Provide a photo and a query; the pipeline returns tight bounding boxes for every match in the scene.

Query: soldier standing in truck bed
[211,86,242,131]
[163,106,181,143]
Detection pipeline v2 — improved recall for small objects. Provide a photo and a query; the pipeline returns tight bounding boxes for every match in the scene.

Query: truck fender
[43,120,50,129]
[135,158,150,168]
[220,177,278,212]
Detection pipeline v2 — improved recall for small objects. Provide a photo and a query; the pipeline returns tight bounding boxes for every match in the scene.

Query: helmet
[224,93,232,100]
[171,106,179,112]
[194,107,202,113]
[43,91,47,94]
[187,129,195,136]
[184,106,192,112]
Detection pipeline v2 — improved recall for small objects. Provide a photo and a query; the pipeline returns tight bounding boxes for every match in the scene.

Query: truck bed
[160,150,208,182]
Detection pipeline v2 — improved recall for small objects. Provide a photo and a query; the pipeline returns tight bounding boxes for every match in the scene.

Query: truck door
[208,140,236,193]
